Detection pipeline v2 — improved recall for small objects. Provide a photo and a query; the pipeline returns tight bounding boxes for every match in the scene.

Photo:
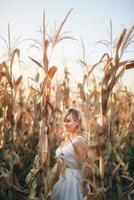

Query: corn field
[0,10,134,200]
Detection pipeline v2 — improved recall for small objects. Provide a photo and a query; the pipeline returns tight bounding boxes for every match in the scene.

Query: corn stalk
[25,9,73,199]
[99,25,134,188]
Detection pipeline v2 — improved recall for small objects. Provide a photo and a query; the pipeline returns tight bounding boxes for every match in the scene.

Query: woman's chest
[56,142,75,159]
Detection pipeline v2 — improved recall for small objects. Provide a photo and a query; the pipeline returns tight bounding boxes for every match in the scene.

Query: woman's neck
[60,132,79,147]
[68,132,79,140]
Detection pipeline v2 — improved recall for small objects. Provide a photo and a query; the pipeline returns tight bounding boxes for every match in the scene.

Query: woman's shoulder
[73,134,87,144]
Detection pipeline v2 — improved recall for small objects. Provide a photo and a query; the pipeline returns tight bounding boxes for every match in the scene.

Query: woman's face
[64,113,79,133]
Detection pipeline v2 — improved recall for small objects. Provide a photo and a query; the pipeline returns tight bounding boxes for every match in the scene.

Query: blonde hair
[64,108,85,132]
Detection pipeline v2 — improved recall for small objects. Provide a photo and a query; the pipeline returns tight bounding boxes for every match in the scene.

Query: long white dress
[51,135,86,200]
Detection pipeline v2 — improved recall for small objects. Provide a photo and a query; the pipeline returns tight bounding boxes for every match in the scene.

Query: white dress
[51,135,86,200]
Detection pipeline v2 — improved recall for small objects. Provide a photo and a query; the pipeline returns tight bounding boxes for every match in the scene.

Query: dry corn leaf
[14,75,22,88]
[63,87,70,108]
[47,158,64,193]
[10,48,20,67]
[2,91,12,107]
[0,72,4,81]
[35,72,40,82]
[43,40,49,70]
[38,120,49,164]
[88,62,99,77]
[56,85,64,106]
[7,104,14,126]
[125,60,134,70]
[112,147,126,168]
[26,87,34,104]
[0,61,8,71]
[108,67,125,91]
[121,25,134,51]
[121,175,134,182]
[116,28,127,51]
[79,59,87,67]
[93,120,103,135]
[78,83,86,101]
[112,164,120,177]
[103,58,113,76]
[87,145,100,161]
[2,71,13,88]
[47,66,57,80]
[89,90,100,100]
[29,56,44,70]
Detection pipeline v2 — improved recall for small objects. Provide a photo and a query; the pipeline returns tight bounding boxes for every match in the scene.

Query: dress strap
[72,135,86,144]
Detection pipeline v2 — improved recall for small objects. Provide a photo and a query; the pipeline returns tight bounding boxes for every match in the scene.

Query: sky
[0,0,134,90]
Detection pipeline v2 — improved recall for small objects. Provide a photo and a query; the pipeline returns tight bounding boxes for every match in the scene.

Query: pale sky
[0,0,134,90]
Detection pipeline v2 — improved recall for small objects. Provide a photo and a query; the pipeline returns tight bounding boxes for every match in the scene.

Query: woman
[51,108,99,200]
